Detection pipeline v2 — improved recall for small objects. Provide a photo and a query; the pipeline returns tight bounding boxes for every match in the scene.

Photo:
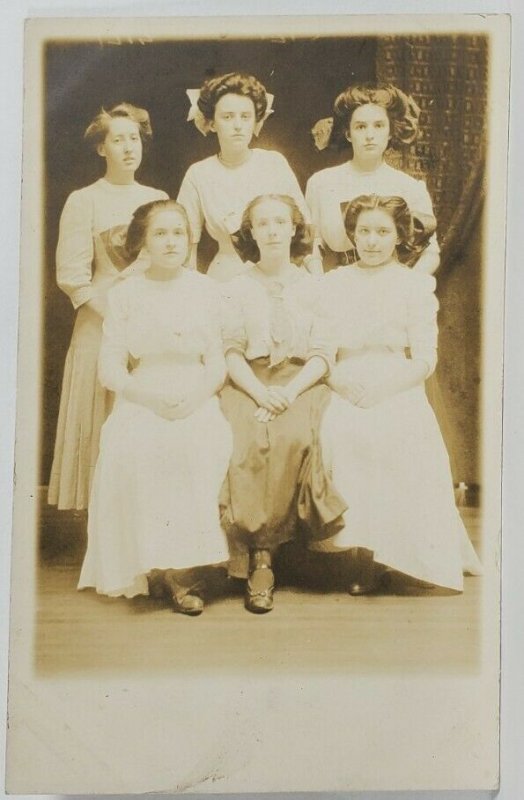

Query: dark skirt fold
[219,358,347,578]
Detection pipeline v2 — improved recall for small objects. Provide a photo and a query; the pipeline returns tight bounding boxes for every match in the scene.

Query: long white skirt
[317,353,482,591]
[78,364,232,598]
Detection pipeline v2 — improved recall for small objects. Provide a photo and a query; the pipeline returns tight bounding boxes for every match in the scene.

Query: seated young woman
[219,193,346,613]
[78,199,233,616]
[314,194,482,594]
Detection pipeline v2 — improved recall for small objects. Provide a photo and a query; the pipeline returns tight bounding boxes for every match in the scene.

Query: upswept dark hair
[84,102,153,150]
[197,72,268,123]
[344,194,437,267]
[125,199,192,262]
[344,194,414,249]
[232,194,313,264]
[329,83,421,152]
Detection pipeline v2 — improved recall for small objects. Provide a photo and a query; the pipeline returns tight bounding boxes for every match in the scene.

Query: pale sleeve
[274,152,311,223]
[97,285,133,394]
[177,166,204,245]
[220,284,248,356]
[406,273,439,377]
[305,172,321,235]
[201,287,228,385]
[56,189,95,309]
[302,278,337,371]
[411,178,440,254]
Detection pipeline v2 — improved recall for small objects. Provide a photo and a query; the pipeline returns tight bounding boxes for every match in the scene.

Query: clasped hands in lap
[328,361,425,409]
[251,377,399,423]
[127,383,207,420]
[332,380,387,409]
[153,392,201,420]
[253,384,298,423]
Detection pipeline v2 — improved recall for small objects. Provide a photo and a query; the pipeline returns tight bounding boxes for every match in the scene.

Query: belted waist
[135,352,203,368]
[337,345,406,360]
[249,355,306,367]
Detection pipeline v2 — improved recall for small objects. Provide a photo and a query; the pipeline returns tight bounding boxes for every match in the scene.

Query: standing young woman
[306,83,439,274]
[48,103,167,510]
[316,195,482,593]
[306,83,462,481]
[178,72,322,282]
[78,200,232,614]
[220,194,346,613]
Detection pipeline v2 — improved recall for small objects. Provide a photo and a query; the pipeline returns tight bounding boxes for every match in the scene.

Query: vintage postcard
[5,12,509,794]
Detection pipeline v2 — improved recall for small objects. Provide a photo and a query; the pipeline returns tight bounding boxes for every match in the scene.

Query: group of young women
[49,72,482,616]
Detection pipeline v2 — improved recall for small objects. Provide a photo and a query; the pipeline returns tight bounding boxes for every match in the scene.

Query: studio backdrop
[42,33,487,488]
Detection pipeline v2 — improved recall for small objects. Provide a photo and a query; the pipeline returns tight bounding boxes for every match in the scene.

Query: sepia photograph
[4,8,513,795]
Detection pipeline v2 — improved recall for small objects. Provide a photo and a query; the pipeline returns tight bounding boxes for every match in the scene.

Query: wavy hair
[344,194,414,249]
[84,102,153,151]
[232,194,313,264]
[125,199,192,262]
[197,72,268,123]
[329,83,421,152]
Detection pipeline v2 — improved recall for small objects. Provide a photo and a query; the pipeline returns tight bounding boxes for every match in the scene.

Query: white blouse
[56,178,168,309]
[98,270,225,394]
[177,149,310,255]
[305,162,439,256]
[324,262,439,376]
[221,266,335,369]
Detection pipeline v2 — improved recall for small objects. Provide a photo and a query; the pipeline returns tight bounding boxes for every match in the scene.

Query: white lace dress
[317,263,482,591]
[78,270,232,598]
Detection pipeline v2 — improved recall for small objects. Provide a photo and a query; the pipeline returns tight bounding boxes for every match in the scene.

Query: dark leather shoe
[174,593,204,616]
[245,550,275,614]
[245,579,274,613]
[164,569,205,616]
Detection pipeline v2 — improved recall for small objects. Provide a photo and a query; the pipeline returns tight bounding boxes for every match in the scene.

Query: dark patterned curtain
[377,35,488,272]
[377,35,488,490]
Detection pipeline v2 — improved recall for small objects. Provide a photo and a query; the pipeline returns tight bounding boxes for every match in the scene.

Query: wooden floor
[35,501,483,676]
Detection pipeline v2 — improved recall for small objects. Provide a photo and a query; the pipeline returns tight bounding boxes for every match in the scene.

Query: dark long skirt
[219,357,347,578]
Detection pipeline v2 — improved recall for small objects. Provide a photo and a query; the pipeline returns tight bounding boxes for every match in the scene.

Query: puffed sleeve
[56,189,95,309]
[176,166,204,245]
[97,284,133,394]
[220,282,248,356]
[302,277,337,372]
[406,272,439,377]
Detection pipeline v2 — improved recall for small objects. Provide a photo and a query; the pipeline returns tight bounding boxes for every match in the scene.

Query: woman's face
[348,103,390,162]
[97,117,143,175]
[249,198,296,262]
[211,93,257,152]
[144,209,189,271]
[353,208,399,268]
